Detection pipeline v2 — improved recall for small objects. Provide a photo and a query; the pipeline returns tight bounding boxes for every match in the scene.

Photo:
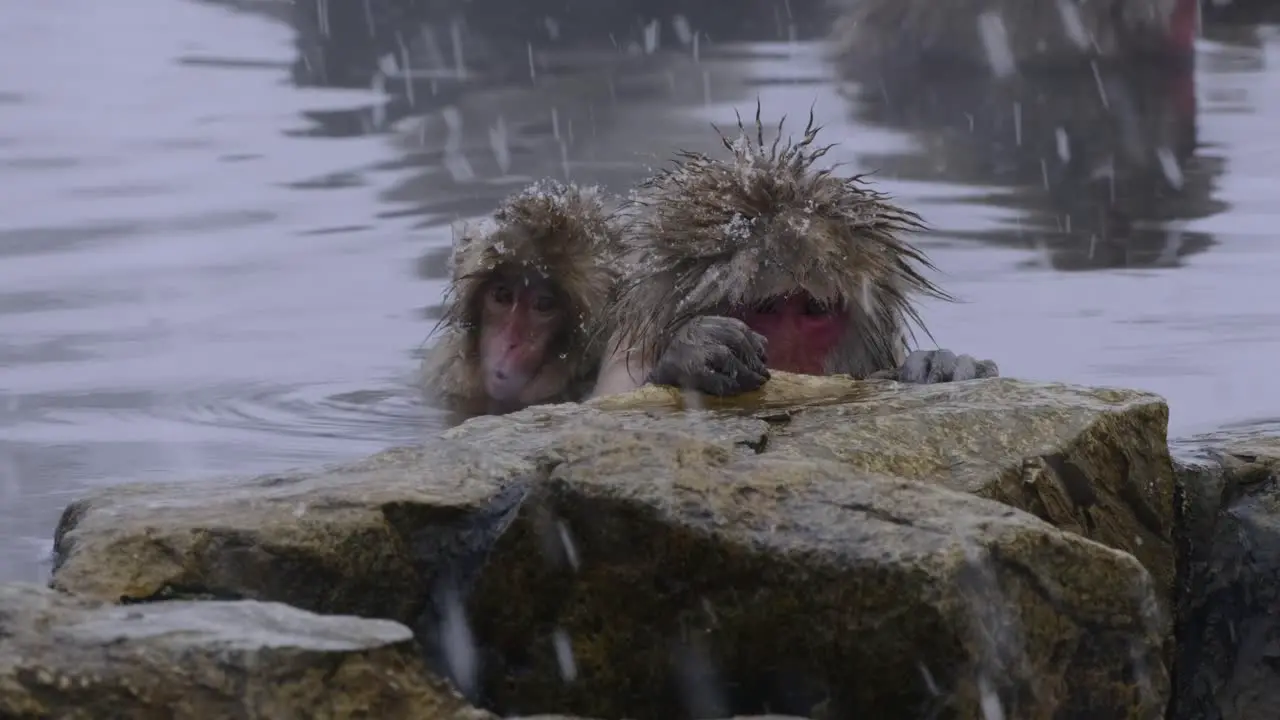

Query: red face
[734,293,847,376]
[477,276,562,404]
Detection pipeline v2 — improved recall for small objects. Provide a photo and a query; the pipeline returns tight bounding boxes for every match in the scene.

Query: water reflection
[0,0,432,582]
[839,56,1225,270]
[0,0,842,584]
[1203,0,1280,27]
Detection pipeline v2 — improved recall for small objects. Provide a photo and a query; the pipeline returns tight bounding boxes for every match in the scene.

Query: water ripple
[7,380,435,455]
[6,0,1280,590]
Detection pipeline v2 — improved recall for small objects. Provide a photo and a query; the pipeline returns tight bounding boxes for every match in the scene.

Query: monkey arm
[592,317,771,399]
[589,316,770,399]
[588,332,651,399]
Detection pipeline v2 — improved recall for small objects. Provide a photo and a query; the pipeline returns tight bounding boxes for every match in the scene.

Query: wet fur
[604,106,952,383]
[421,179,620,415]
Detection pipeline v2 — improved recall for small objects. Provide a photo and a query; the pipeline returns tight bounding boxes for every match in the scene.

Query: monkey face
[477,272,564,404]
[734,293,848,376]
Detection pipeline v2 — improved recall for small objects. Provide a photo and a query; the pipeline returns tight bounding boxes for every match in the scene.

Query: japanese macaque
[830,0,1198,73]
[421,179,620,417]
[591,108,998,399]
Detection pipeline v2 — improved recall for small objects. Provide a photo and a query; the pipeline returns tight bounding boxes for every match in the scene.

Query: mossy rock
[50,375,1175,718]
[0,583,483,720]
[1171,430,1280,720]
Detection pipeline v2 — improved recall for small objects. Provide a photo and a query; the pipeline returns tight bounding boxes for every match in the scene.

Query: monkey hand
[876,349,999,384]
[647,315,771,396]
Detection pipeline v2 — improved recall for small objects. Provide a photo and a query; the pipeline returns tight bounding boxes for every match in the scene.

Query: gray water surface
[2,1,1279,582]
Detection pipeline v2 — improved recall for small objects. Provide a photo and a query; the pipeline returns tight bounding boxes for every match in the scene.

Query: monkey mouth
[485,369,529,404]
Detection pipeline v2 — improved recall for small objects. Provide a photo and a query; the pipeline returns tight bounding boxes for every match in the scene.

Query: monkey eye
[489,283,515,305]
[803,297,834,316]
[532,293,558,313]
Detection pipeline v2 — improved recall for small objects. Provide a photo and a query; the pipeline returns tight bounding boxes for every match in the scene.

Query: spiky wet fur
[608,106,952,380]
[421,179,620,414]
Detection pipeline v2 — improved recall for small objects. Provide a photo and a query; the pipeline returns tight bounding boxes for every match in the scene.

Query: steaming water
[1,1,1279,583]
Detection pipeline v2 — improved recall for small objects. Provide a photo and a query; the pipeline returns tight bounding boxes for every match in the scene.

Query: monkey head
[424,179,619,414]
[608,108,953,381]
[470,267,565,404]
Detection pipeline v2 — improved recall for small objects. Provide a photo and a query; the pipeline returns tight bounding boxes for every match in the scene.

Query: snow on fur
[422,179,620,407]
[608,104,952,369]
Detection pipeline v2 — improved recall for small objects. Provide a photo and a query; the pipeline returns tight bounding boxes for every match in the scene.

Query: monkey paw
[891,349,999,384]
[648,315,771,396]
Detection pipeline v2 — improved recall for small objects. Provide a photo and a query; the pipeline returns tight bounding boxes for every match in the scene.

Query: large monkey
[592,109,998,399]
[422,179,620,417]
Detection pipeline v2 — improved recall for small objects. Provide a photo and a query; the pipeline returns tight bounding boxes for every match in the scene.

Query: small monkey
[592,107,998,399]
[422,179,620,417]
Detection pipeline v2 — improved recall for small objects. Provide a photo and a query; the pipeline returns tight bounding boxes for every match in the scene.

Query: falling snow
[977,11,1017,78]
[0,1,1249,718]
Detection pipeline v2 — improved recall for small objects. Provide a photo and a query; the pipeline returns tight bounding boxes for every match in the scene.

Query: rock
[594,373,1177,607]
[1170,430,1280,720]
[50,444,527,622]
[0,583,487,720]
[468,445,1167,718]
[50,375,1176,718]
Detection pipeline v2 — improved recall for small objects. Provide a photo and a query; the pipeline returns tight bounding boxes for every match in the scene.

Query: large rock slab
[594,373,1177,605]
[0,583,486,720]
[467,442,1167,718]
[1170,429,1280,720]
[50,375,1176,718]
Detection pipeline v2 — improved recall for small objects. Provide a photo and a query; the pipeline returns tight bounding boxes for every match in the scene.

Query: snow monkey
[422,179,621,417]
[591,107,998,399]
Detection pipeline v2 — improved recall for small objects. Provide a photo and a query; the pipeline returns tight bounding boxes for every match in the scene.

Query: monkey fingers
[691,315,770,394]
[670,355,763,397]
[943,353,1000,381]
[710,317,770,372]
[896,349,1000,384]
[648,316,770,396]
[968,358,1000,380]
[895,349,948,384]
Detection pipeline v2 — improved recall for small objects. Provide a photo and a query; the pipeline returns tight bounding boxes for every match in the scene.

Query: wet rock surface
[1171,431,1280,720]
[49,374,1176,718]
[594,373,1177,608]
[0,583,484,720]
[468,447,1167,718]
